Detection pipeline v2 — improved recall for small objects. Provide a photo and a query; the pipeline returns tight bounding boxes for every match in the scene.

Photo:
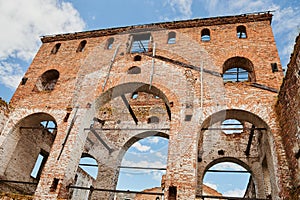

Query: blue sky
[1,0,300,197]
[0,0,299,102]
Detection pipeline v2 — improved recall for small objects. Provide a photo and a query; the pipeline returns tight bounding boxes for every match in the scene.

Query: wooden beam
[245,124,255,156]
[121,94,138,125]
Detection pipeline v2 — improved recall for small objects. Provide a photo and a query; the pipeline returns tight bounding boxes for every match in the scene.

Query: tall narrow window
[201,28,211,41]
[106,37,114,50]
[130,33,151,53]
[51,43,61,54]
[31,150,49,179]
[167,31,176,44]
[237,25,247,39]
[76,40,87,52]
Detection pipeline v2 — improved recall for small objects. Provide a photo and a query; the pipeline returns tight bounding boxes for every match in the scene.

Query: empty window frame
[106,37,114,50]
[201,28,211,41]
[31,150,49,179]
[127,66,141,74]
[76,40,87,52]
[40,120,57,133]
[130,33,151,53]
[223,68,249,82]
[237,25,247,39]
[40,69,60,91]
[79,155,98,179]
[167,31,176,44]
[51,43,61,54]
[221,119,243,134]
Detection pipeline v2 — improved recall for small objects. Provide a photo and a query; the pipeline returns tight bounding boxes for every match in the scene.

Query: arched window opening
[39,69,60,91]
[106,37,114,50]
[1,113,57,195]
[223,68,249,82]
[51,43,61,54]
[131,92,139,99]
[221,119,243,134]
[128,66,141,74]
[134,55,142,61]
[116,136,168,196]
[76,40,87,52]
[223,57,255,82]
[40,120,57,133]
[78,156,98,179]
[237,25,247,39]
[201,28,211,41]
[203,162,251,198]
[167,32,176,44]
[147,116,159,124]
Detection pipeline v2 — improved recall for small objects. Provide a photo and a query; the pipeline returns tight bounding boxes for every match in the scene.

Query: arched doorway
[197,109,278,199]
[116,133,169,199]
[0,113,57,195]
[202,159,252,198]
[73,82,172,199]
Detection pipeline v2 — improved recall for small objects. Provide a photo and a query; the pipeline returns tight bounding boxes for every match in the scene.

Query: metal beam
[0,179,38,185]
[196,195,268,200]
[67,185,164,196]
[118,166,166,170]
[90,125,114,154]
[84,128,170,131]
[121,94,138,125]
[201,127,266,131]
[165,103,171,121]
[206,170,250,173]
[245,124,255,156]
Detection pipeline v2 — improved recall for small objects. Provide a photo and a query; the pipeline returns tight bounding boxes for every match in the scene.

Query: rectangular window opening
[130,33,151,53]
[31,150,49,179]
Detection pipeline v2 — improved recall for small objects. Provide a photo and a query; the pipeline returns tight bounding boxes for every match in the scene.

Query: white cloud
[223,188,246,197]
[211,162,247,171]
[132,142,151,152]
[0,0,85,89]
[147,137,160,144]
[167,0,193,19]
[0,62,23,89]
[122,159,165,168]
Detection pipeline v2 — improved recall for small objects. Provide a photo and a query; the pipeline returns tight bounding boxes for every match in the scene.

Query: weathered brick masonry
[276,33,300,199]
[0,12,298,199]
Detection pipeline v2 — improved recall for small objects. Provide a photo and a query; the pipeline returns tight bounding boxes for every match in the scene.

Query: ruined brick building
[0,12,299,199]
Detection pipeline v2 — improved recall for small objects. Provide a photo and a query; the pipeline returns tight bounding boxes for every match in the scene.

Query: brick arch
[200,109,269,131]
[198,109,279,198]
[95,82,179,115]
[0,112,57,194]
[202,157,252,179]
[117,131,169,162]
[222,56,256,82]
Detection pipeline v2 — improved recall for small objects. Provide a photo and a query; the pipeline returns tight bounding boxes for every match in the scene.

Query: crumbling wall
[0,98,9,135]
[276,33,300,198]
[0,12,292,200]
